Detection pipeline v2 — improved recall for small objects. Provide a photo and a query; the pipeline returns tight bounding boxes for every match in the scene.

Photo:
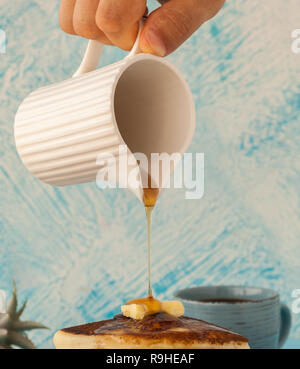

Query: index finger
[59,0,77,35]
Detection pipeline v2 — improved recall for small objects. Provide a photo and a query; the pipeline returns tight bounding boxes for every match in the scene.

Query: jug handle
[73,19,144,77]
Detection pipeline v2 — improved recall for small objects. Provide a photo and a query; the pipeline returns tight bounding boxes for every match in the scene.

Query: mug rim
[174,285,279,305]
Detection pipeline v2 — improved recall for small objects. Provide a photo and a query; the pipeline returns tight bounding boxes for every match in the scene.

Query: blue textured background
[0,1,300,348]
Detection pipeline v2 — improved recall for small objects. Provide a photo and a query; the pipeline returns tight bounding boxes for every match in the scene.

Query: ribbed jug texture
[15,60,127,186]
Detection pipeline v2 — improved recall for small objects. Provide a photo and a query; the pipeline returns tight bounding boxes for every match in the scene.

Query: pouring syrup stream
[143,181,159,297]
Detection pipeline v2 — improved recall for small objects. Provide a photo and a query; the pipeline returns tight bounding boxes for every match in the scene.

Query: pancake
[53,312,249,349]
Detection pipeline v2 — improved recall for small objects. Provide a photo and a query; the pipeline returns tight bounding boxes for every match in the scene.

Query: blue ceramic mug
[175,286,291,349]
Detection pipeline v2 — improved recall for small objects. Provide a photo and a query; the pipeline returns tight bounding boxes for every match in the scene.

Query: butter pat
[121,300,185,320]
[161,301,184,317]
[121,304,147,320]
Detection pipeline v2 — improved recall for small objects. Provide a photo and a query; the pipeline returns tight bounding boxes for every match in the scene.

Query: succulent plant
[0,282,48,349]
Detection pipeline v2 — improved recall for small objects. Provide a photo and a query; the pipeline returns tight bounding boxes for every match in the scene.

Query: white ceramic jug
[14,22,195,201]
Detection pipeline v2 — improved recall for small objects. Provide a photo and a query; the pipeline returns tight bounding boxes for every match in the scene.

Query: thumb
[140,0,225,56]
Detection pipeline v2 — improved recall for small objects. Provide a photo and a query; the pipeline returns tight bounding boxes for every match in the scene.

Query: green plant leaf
[0,313,10,328]
[0,328,8,342]
[7,281,17,317]
[7,331,36,349]
[16,300,27,319]
[0,344,11,349]
[11,321,48,331]
[3,281,47,348]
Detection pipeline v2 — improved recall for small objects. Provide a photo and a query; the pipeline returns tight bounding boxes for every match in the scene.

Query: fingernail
[141,29,166,57]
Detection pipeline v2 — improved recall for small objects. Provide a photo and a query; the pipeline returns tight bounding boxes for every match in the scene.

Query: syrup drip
[125,296,161,314]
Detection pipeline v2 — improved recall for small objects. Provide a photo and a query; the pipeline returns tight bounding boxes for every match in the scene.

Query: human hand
[59,0,225,56]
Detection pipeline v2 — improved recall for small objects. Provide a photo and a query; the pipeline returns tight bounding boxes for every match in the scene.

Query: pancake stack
[54,312,249,349]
